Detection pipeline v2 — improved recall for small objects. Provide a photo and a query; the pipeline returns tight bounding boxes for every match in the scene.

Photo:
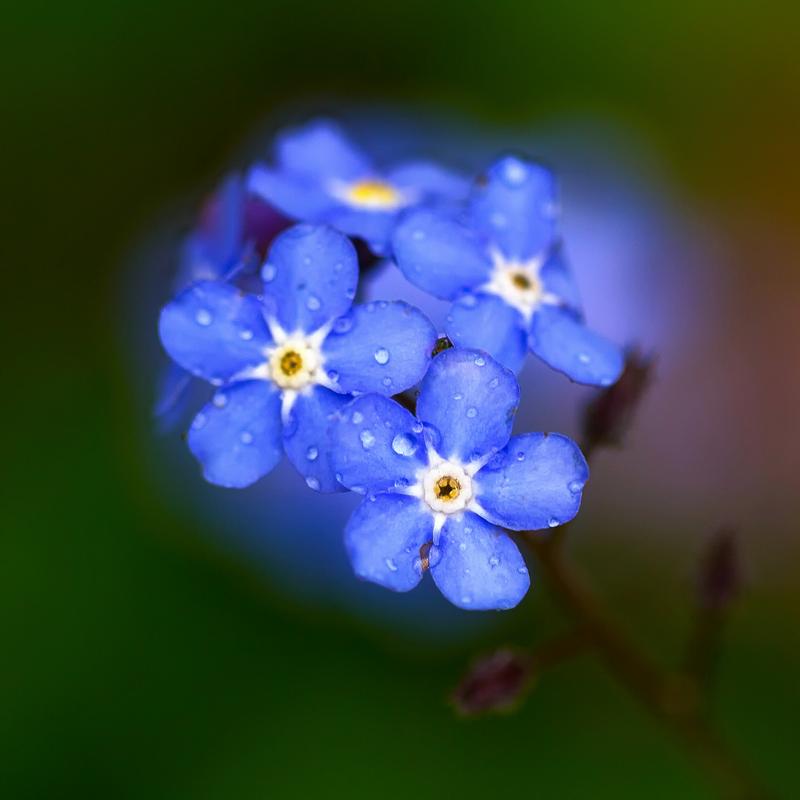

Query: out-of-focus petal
[325,208,398,256]
[322,301,436,395]
[282,385,351,493]
[529,304,624,386]
[446,293,528,375]
[539,242,582,314]
[159,281,273,384]
[329,394,428,496]
[187,380,283,488]
[476,433,589,531]
[430,512,530,610]
[470,156,558,261]
[246,165,338,221]
[344,494,434,592]
[392,209,492,300]
[261,224,358,334]
[388,161,470,202]
[416,349,519,463]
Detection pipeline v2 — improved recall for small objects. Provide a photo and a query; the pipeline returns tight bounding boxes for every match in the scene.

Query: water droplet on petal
[305,476,320,490]
[359,430,375,449]
[548,518,559,528]
[461,596,472,605]
[466,407,477,418]
[303,256,312,266]
[306,295,321,311]
[516,451,525,461]
[333,316,352,334]
[518,566,529,575]
[382,377,392,387]
[460,294,477,308]
[391,433,418,456]
[489,556,499,567]
[428,545,442,568]
[195,309,212,326]
[327,369,339,382]
[459,542,467,551]
[306,446,318,461]
[385,558,398,572]
[489,377,499,388]
[374,347,389,364]
[239,329,253,340]
[352,485,366,495]
[191,413,206,429]
[568,480,584,493]
[351,411,363,424]
[578,353,591,364]
[240,431,253,444]
[503,158,528,185]
[262,264,276,282]
[345,288,356,299]
[412,229,425,240]
[474,356,486,366]
[453,392,463,400]
[213,394,228,408]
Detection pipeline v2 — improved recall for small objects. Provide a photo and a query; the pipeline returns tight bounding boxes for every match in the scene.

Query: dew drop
[306,446,318,461]
[428,545,442,568]
[191,413,206,429]
[474,356,486,366]
[359,430,375,449]
[352,485,366,495]
[518,566,529,575]
[461,596,472,605]
[568,480,584,493]
[303,256,312,266]
[333,316,353,334]
[466,407,477,418]
[489,377,499,388]
[489,556,499,567]
[374,347,389,365]
[548,518,559,528]
[262,264,276,282]
[382,377,393,387]
[239,329,253,340]
[411,421,423,434]
[385,558,398,572]
[345,288,356,299]
[306,295,321,311]
[351,411,363,424]
[212,394,228,409]
[516,451,525,461]
[503,158,528,184]
[195,309,212,326]
[459,542,467,551]
[327,369,339,382]
[578,353,591,364]
[453,392,463,400]
[460,294,477,308]
[391,433,418,456]
[305,476,320,490]
[240,431,253,444]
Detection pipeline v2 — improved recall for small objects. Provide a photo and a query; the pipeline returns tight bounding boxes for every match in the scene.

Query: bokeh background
[2,1,800,798]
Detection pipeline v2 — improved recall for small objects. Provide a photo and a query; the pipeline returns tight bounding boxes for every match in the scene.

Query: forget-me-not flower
[159,223,437,491]
[329,348,589,610]
[246,118,469,257]
[392,155,625,385]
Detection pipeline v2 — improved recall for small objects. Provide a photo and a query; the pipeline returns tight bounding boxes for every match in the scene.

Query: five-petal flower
[246,118,469,257]
[159,223,437,490]
[392,155,625,385]
[329,348,589,610]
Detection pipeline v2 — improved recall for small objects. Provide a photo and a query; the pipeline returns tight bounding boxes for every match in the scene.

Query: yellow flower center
[434,476,461,502]
[279,350,303,376]
[345,179,403,211]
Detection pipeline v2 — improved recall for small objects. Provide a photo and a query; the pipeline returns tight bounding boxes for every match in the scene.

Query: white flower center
[329,178,408,211]
[481,248,558,322]
[268,337,322,390]
[422,460,473,514]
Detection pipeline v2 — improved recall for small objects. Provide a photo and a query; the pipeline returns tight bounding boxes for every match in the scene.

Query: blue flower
[329,348,589,610]
[392,155,625,385]
[245,118,469,257]
[159,223,437,491]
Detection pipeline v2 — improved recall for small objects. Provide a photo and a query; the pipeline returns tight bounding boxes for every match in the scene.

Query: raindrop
[374,347,389,364]
[489,556,499,567]
[385,558,398,572]
[345,288,356,299]
[303,256,312,266]
[352,485,366,495]
[351,411,364,424]
[382,377,393,387]
[195,309,212,326]
[489,377,499,388]
[466,407,477,418]
[239,329,253,340]
[568,480,584,493]
[474,356,486,366]
[392,433,418,456]
[503,159,528,184]
[459,542,467,551]
[327,369,339,382]
[578,353,590,364]
[411,422,423,433]
[453,392,463,400]
[306,295,321,311]
[262,264,276,282]
[306,476,320,490]
[548,518,559,528]
[306,446,318,461]
[240,431,254,444]
[518,566,529,575]
[461,596,472,605]
[460,295,477,308]
[212,394,228,409]
[333,316,352,334]
[191,413,206,429]
[516,451,525,461]
[359,430,375,449]
[490,212,507,228]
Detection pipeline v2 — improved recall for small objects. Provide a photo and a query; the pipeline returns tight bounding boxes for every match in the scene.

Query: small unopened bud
[432,336,454,358]
[697,527,744,612]
[582,347,654,457]
[451,649,534,716]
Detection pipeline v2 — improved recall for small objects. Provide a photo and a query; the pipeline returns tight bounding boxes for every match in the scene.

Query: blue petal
[416,348,519,463]
[344,494,434,592]
[246,166,339,221]
[260,224,359,334]
[187,380,283,488]
[159,281,273,384]
[388,161,470,202]
[539,242,582,314]
[476,433,589,531]
[392,209,492,300]
[445,293,528,374]
[275,118,372,182]
[529,304,624,386]
[325,208,397,256]
[429,512,530,610]
[282,386,350,493]
[470,156,558,261]
[322,301,437,395]
[152,361,193,420]
[207,172,246,268]
[329,394,428,496]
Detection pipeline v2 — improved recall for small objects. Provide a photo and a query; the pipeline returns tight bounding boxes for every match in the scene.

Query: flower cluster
[156,118,622,610]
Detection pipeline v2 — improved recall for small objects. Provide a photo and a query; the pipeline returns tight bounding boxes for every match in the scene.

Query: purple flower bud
[582,347,654,457]
[451,649,534,716]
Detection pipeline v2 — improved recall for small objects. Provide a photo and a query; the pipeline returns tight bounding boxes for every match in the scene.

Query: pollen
[345,179,403,211]
[280,350,303,376]
[435,476,461,501]
[512,272,532,290]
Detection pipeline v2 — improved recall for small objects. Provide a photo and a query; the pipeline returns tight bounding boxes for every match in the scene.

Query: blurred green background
[3,1,800,797]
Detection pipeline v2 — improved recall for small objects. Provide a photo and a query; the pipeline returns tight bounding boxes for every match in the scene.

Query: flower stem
[522,532,770,800]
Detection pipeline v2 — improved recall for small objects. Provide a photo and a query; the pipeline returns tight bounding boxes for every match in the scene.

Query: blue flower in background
[329,348,589,610]
[246,118,469,257]
[392,155,624,385]
[159,224,437,491]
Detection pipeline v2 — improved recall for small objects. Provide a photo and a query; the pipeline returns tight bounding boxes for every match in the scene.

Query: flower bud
[451,649,534,716]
